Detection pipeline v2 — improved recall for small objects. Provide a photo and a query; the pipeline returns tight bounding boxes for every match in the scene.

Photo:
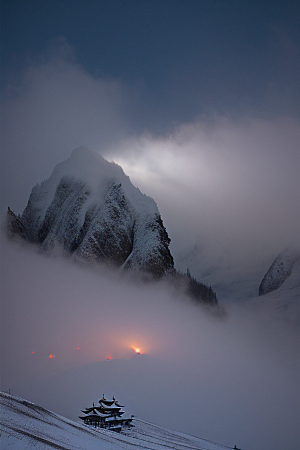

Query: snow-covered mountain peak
[42,147,155,212]
[6,147,218,303]
[56,146,125,186]
[7,147,174,278]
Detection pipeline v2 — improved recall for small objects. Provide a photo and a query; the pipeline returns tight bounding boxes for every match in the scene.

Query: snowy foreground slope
[0,392,232,450]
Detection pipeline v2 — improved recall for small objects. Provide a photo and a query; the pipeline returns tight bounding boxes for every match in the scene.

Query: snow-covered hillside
[0,392,232,450]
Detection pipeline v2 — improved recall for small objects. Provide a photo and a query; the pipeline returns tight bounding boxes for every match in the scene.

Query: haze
[1,37,299,268]
[1,236,299,450]
[1,2,300,450]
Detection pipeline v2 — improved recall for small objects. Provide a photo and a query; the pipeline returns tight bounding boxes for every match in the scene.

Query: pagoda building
[79,395,133,432]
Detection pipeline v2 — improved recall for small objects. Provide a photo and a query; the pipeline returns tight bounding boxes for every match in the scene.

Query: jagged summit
[7,147,174,278]
[23,146,158,226]
[6,147,218,305]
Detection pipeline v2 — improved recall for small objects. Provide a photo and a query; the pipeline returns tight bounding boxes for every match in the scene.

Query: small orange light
[76,347,80,350]
[131,346,142,354]
[49,354,54,359]
[31,351,35,354]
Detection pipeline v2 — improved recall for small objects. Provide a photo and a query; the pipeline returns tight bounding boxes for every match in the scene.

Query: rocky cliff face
[7,147,174,278]
[259,247,300,296]
[7,147,219,306]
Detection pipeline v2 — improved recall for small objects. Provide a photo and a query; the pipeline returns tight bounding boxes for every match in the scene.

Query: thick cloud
[0,39,131,213]
[1,39,300,450]
[1,45,299,269]
[109,117,300,267]
[1,236,299,450]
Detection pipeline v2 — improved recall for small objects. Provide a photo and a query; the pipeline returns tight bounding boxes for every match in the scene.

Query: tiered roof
[79,395,133,432]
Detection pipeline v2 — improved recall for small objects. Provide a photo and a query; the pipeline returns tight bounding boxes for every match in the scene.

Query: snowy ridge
[7,147,174,278]
[30,147,158,224]
[6,147,219,303]
[0,392,233,450]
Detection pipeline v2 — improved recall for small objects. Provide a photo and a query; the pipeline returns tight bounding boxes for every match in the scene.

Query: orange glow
[76,347,80,350]
[107,355,112,360]
[131,346,142,354]
[48,354,54,359]
[31,351,35,354]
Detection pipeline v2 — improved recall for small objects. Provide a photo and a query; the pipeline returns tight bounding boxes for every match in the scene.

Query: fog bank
[1,236,299,450]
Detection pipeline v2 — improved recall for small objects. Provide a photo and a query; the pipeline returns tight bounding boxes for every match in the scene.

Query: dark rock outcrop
[259,247,300,296]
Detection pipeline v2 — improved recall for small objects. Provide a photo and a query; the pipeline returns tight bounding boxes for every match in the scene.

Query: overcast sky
[1,3,300,449]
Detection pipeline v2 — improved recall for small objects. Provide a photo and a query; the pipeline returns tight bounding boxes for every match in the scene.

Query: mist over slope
[1,235,300,450]
[1,148,300,450]
[0,391,231,450]
[176,237,300,326]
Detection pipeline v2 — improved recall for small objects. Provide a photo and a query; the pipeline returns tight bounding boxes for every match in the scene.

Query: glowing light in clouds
[131,345,143,355]
[109,133,218,204]
[112,140,183,184]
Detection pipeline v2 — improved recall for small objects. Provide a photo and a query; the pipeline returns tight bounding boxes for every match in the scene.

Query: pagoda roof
[99,403,122,412]
[114,401,125,408]
[100,399,115,406]
[81,408,111,418]
[79,395,131,429]
[99,395,116,406]
[93,410,111,418]
[99,395,125,408]
[81,408,92,414]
